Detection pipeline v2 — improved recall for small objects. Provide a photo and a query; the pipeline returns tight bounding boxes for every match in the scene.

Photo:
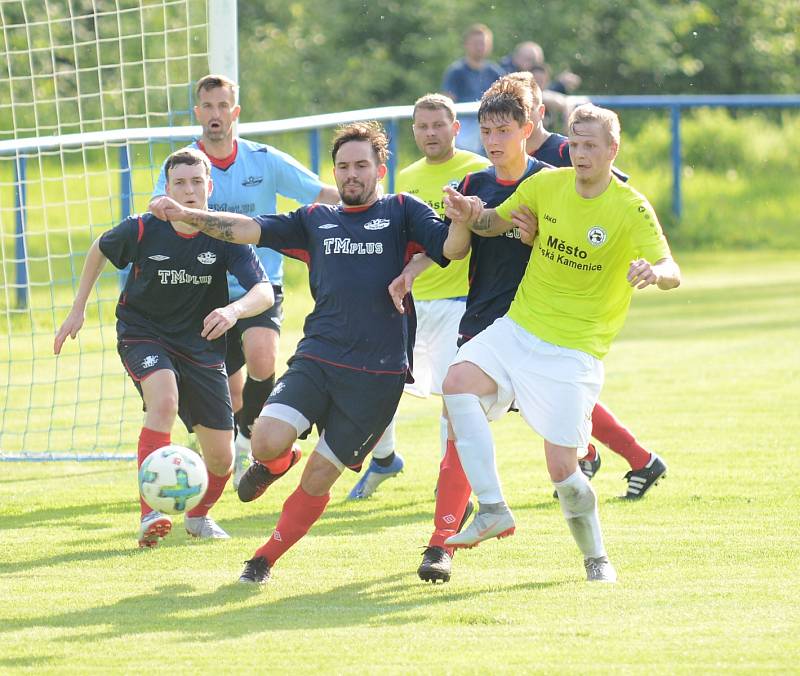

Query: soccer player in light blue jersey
[151,75,339,488]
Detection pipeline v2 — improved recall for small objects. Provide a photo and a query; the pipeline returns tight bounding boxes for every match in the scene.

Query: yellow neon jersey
[396,149,489,300]
[495,168,672,358]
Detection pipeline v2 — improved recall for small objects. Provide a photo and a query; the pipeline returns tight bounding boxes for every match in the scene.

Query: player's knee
[250,416,296,461]
[442,363,475,395]
[245,359,276,381]
[557,476,596,518]
[149,391,179,420]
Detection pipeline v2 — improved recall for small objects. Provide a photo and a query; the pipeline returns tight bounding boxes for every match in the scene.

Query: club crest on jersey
[197,252,217,264]
[141,355,159,369]
[587,226,607,247]
[148,254,170,261]
[241,176,263,187]
[363,218,390,231]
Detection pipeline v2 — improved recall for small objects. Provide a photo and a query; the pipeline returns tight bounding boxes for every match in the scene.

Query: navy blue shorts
[118,339,233,432]
[225,285,284,376]
[266,356,405,471]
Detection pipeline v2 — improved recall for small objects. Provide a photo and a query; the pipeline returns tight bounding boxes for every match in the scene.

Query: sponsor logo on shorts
[197,252,217,264]
[587,226,607,246]
[448,179,460,189]
[270,316,282,327]
[318,223,339,229]
[241,176,263,187]
[271,381,286,396]
[148,254,170,261]
[363,218,390,230]
[141,355,159,369]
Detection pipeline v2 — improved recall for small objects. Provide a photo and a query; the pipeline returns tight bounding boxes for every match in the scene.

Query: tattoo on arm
[470,211,493,233]
[186,212,238,242]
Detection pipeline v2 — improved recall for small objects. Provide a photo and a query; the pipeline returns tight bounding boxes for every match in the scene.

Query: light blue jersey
[153,138,324,294]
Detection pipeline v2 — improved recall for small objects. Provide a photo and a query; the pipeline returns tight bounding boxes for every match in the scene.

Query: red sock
[263,446,293,474]
[186,470,230,518]
[583,443,598,462]
[591,402,651,470]
[429,439,472,554]
[137,427,171,517]
[254,486,330,565]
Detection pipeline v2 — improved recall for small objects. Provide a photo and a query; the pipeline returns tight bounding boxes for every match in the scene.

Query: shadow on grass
[0,466,121,485]
[1,500,132,530]
[0,574,566,653]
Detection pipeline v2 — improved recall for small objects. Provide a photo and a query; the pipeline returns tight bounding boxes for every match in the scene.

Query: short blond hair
[569,104,620,145]
[413,93,457,123]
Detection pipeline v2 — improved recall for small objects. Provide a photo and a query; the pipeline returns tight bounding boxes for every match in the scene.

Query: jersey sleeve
[267,147,325,205]
[224,243,269,291]
[494,172,539,222]
[403,195,451,267]
[97,216,140,269]
[253,208,310,257]
[628,196,672,262]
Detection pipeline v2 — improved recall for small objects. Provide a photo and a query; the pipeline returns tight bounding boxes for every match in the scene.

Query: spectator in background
[442,24,505,155]
[500,41,582,94]
[501,41,584,132]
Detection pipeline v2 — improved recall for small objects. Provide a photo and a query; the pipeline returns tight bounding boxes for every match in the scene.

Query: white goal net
[0,0,218,459]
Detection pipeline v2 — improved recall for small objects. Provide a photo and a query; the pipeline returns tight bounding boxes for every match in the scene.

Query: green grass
[1,250,799,673]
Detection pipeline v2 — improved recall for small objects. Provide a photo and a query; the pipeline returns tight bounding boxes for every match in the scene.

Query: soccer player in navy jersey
[55,148,274,548]
[151,75,339,491]
[508,71,667,499]
[149,121,471,584]
[388,78,551,583]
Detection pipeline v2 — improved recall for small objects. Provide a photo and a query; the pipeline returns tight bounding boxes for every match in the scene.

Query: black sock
[373,452,395,468]
[239,374,275,438]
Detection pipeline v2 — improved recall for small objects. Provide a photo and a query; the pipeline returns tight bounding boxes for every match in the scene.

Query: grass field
[1,250,799,673]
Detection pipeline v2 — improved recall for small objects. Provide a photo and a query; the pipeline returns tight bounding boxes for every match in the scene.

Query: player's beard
[340,180,375,206]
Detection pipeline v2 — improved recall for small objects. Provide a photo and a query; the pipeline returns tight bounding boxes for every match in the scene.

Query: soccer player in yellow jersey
[441,104,681,582]
[347,94,489,500]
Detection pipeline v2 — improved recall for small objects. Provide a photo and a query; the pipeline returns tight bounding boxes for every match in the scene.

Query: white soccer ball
[139,445,208,515]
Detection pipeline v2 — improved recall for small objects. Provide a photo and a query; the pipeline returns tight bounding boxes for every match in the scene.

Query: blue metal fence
[8,94,800,309]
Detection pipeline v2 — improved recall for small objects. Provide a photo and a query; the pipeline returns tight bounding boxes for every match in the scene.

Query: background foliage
[237,0,799,118]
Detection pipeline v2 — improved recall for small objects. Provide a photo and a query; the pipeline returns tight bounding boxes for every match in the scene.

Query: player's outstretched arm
[388,253,435,313]
[627,257,681,290]
[201,282,275,341]
[314,184,341,205]
[443,186,513,238]
[54,238,109,355]
[149,196,261,244]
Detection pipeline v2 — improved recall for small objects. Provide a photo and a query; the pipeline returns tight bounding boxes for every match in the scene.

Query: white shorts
[452,316,603,448]
[404,298,465,398]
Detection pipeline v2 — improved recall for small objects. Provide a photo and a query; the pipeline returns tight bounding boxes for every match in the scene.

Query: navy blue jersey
[531,132,629,181]
[253,194,450,373]
[458,157,550,339]
[99,214,267,366]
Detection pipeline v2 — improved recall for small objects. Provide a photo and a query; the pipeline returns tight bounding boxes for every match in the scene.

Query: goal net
[0,0,220,459]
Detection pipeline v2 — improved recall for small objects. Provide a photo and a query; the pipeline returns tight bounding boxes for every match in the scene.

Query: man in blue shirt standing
[442,24,505,156]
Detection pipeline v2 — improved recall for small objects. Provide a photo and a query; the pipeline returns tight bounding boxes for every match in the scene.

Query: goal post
[0,0,222,459]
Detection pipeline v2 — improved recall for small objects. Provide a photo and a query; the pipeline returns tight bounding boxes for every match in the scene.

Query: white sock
[443,393,504,504]
[553,467,606,559]
[439,416,449,459]
[370,417,396,461]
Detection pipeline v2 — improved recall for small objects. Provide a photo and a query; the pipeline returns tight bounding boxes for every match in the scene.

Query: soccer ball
[139,445,208,515]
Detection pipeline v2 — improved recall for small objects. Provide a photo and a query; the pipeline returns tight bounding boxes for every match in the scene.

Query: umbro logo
[241,176,263,187]
[318,223,339,229]
[197,252,217,264]
[148,255,170,261]
[364,218,390,230]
